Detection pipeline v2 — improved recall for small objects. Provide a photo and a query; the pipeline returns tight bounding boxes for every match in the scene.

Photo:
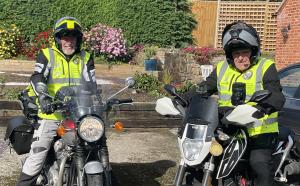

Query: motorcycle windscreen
[184,95,218,141]
[216,129,247,179]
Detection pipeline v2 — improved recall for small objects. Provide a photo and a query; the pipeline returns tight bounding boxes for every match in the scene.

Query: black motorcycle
[5,77,135,186]
[156,83,300,186]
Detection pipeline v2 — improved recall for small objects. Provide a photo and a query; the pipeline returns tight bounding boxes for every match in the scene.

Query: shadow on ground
[112,160,176,186]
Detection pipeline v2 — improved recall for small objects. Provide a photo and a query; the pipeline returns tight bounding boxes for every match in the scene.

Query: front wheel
[86,173,103,186]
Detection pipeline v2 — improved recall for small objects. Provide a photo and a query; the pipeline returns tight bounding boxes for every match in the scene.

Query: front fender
[84,161,104,174]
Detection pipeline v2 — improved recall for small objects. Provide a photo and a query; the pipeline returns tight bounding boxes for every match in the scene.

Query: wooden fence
[192,1,218,47]
[191,0,281,52]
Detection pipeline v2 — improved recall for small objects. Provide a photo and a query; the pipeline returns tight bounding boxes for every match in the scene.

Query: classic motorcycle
[155,84,300,186]
[5,77,135,186]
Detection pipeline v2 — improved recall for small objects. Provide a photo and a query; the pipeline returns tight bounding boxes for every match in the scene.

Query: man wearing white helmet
[16,16,107,185]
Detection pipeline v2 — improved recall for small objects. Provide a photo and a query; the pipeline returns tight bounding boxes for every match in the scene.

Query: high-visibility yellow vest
[38,46,91,120]
[216,58,278,136]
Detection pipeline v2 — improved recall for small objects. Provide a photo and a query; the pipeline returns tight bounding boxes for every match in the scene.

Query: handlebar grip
[118,98,133,104]
[51,102,64,111]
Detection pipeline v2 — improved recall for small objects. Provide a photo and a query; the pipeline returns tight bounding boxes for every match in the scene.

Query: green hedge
[0,0,196,47]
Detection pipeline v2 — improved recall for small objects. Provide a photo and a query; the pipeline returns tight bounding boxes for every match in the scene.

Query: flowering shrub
[25,30,54,60]
[15,30,54,60]
[84,24,127,61]
[0,24,21,59]
[181,46,224,65]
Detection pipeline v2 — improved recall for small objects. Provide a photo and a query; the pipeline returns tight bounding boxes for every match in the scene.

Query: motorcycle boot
[17,172,40,186]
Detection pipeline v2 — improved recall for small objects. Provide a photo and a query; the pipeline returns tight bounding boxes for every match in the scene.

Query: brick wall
[275,0,300,70]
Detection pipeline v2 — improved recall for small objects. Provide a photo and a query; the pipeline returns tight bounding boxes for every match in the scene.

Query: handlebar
[118,98,133,104]
[107,98,133,107]
[50,101,66,111]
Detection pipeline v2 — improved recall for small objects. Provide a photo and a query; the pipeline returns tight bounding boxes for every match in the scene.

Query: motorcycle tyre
[111,171,120,186]
[184,173,202,186]
[86,173,103,186]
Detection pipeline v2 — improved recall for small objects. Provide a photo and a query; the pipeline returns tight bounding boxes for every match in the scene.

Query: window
[279,66,300,98]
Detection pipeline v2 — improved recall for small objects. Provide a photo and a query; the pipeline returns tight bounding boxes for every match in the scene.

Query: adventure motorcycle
[155,84,300,186]
[4,77,135,186]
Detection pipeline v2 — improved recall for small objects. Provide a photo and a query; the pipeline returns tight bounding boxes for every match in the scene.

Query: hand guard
[39,95,54,114]
[252,104,271,119]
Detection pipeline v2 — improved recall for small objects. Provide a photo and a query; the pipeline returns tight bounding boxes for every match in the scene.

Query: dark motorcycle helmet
[222,21,261,65]
[53,16,83,54]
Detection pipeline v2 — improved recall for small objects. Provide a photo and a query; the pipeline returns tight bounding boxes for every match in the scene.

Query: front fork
[99,137,112,186]
[75,144,86,186]
[202,156,215,186]
[175,160,186,186]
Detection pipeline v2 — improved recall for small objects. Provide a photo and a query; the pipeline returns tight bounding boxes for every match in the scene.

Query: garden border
[0,100,182,128]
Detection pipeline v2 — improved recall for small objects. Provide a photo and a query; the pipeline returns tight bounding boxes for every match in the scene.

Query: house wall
[276,0,300,69]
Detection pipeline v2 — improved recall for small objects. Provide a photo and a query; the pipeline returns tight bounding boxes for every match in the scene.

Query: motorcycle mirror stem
[106,77,135,101]
[247,90,271,103]
[35,82,54,99]
[35,82,66,105]
[164,84,188,107]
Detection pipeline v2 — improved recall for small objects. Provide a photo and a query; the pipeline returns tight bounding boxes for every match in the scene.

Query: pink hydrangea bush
[84,24,127,60]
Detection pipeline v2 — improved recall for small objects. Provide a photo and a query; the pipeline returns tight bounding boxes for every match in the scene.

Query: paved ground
[0,127,180,186]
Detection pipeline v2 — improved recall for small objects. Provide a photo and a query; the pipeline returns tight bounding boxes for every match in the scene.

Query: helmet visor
[56,29,82,38]
[222,29,259,48]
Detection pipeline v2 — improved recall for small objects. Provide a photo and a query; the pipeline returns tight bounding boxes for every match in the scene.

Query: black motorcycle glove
[38,95,54,114]
[252,104,273,119]
[196,84,209,98]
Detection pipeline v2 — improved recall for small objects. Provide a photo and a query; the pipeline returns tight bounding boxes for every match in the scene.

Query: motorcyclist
[17,16,108,186]
[184,21,285,185]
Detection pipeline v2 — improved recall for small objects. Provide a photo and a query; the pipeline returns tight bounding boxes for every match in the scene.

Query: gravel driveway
[0,127,180,186]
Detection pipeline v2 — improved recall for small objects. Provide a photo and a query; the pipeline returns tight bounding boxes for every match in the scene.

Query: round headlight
[183,139,203,161]
[78,117,104,142]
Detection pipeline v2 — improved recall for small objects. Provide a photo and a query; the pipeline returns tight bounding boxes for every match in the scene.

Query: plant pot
[144,59,157,71]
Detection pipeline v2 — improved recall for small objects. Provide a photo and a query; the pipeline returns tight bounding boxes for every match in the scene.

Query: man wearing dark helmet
[184,21,285,185]
[16,16,108,185]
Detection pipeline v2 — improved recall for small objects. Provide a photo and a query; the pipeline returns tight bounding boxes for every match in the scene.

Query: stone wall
[162,51,225,84]
[163,51,203,84]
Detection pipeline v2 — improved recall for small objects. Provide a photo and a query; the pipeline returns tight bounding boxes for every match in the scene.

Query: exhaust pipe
[57,155,68,186]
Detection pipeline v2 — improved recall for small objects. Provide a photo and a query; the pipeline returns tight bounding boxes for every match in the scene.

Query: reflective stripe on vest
[216,58,278,136]
[38,47,90,120]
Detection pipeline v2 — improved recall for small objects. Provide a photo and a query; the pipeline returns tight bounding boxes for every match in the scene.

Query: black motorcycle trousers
[249,133,278,186]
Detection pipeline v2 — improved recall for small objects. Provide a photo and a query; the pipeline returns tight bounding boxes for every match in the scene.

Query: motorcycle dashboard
[185,124,207,140]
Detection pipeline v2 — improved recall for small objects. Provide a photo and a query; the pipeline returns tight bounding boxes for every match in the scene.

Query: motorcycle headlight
[78,117,104,142]
[183,138,203,161]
